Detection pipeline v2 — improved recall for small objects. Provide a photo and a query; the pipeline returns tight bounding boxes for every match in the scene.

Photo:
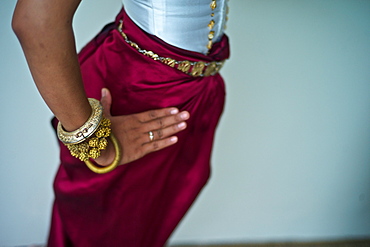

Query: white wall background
[0,0,369,246]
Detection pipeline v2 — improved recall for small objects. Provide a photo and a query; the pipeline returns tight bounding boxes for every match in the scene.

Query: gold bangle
[84,133,122,174]
[57,98,103,144]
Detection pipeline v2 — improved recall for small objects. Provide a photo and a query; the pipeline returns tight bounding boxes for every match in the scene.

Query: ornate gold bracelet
[57,98,103,144]
[65,117,111,161]
[84,133,122,174]
[68,118,121,174]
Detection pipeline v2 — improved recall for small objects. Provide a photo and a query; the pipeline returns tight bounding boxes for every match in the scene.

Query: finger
[141,111,190,132]
[141,136,179,154]
[138,107,180,122]
[143,121,187,143]
[101,88,112,117]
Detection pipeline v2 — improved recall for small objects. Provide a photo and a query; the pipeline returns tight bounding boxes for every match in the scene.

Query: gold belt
[117,20,225,77]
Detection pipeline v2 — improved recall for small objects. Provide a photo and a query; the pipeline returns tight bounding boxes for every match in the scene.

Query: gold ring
[148,131,154,142]
[84,133,122,174]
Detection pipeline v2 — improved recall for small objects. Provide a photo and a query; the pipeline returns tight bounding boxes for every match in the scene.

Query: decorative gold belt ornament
[118,20,225,77]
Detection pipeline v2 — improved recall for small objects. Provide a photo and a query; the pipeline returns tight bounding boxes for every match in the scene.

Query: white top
[122,0,228,54]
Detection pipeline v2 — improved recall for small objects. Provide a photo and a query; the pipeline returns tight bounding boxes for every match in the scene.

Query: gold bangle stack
[57,98,121,174]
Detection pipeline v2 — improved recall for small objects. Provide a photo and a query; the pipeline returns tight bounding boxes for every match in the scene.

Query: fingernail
[178,122,186,129]
[170,136,178,143]
[180,112,189,120]
[170,108,179,114]
[102,88,107,97]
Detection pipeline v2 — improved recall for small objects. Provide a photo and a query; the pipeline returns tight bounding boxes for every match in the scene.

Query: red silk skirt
[48,8,229,247]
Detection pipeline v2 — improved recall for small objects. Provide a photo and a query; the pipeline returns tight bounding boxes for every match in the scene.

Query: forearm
[13,0,91,131]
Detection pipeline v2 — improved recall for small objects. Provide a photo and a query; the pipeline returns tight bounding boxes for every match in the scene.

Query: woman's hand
[95,88,190,166]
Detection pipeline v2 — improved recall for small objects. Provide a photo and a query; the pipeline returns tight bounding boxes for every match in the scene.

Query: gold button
[208,31,215,40]
[208,20,215,30]
[210,0,217,10]
[207,40,213,50]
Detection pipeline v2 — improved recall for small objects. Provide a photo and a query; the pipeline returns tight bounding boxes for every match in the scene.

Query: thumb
[101,88,112,117]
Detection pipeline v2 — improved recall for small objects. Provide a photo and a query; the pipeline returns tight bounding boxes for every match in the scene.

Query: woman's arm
[12,0,190,167]
[12,0,90,131]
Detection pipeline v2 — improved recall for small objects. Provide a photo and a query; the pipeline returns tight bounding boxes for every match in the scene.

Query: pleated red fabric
[47,8,229,247]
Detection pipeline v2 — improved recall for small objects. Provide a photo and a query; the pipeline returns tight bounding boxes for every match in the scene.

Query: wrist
[59,102,92,132]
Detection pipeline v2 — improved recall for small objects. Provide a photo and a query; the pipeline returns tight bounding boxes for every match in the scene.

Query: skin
[12,0,190,166]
